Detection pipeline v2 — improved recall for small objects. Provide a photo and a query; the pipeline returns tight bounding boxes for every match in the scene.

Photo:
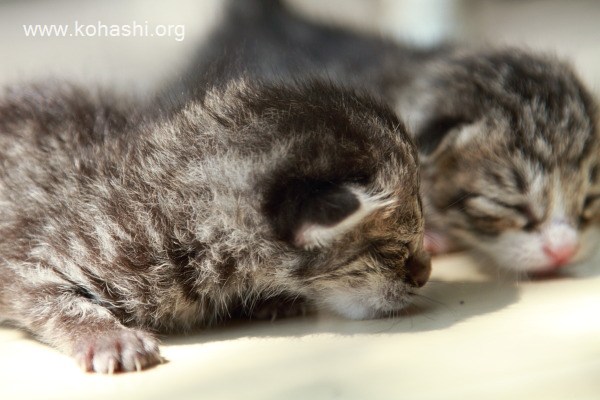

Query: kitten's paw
[73,329,162,373]
[250,296,309,321]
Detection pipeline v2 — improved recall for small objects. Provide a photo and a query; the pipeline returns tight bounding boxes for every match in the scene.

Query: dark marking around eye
[446,218,498,238]
[522,220,537,232]
[513,204,540,230]
[465,195,540,232]
[464,213,503,224]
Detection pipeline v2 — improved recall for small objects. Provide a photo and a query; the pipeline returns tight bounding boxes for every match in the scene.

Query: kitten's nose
[542,220,579,267]
[405,252,431,288]
[543,242,578,266]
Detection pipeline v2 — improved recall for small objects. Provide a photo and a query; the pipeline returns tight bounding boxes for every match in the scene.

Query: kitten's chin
[319,289,412,320]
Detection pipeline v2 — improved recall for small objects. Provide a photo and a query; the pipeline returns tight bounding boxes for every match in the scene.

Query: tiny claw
[134,358,142,372]
[107,358,116,375]
[76,357,88,372]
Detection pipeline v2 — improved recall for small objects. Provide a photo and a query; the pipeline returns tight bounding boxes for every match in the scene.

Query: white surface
[1,253,599,400]
[0,1,599,399]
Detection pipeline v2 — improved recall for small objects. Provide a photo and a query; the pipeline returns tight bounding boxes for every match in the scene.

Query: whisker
[420,279,449,284]
[443,191,474,211]
[411,292,450,308]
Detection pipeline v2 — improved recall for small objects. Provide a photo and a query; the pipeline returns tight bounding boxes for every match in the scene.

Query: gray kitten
[171,0,600,275]
[0,79,430,373]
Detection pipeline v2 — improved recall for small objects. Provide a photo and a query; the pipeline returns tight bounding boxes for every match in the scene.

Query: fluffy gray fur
[170,0,600,274]
[0,79,429,373]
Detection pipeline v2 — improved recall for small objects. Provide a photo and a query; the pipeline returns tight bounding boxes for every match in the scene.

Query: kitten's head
[219,79,430,319]
[399,49,600,274]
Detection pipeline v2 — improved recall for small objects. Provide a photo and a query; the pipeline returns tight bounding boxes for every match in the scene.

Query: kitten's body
[172,0,600,274]
[0,79,429,372]
[162,0,446,110]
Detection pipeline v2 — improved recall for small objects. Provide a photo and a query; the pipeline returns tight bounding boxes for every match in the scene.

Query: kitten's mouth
[530,242,580,277]
[322,287,416,320]
[528,262,572,278]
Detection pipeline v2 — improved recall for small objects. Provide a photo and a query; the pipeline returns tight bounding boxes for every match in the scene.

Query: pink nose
[543,243,578,266]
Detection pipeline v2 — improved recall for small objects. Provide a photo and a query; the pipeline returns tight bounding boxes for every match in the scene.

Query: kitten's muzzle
[405,252,431,288]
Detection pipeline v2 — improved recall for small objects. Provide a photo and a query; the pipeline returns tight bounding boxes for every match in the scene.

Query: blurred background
[0,0,598,96]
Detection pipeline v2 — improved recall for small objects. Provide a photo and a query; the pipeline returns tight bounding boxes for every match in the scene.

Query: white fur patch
[294,188,395,249]
[479,220,580,273]
[455,122,482,147]
[319,276,411,320]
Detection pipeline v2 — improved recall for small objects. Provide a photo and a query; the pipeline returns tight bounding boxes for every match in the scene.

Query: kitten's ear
[416,115,479,157]
[263,180,389,249]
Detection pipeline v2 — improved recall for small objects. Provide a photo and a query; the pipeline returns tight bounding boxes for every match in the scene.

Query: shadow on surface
[164,277,520,346]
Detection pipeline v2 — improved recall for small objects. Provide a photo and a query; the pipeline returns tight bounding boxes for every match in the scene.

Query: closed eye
[464,195,540,231]
[511,203,540,231]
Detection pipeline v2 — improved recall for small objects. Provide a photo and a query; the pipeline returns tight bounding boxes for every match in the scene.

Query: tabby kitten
[0,79,429,373]
[171,0,600,274]
[398,50,600,275]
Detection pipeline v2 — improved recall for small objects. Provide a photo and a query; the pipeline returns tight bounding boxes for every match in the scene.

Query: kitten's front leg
[11,280,162,373]
[248,295,309,321]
